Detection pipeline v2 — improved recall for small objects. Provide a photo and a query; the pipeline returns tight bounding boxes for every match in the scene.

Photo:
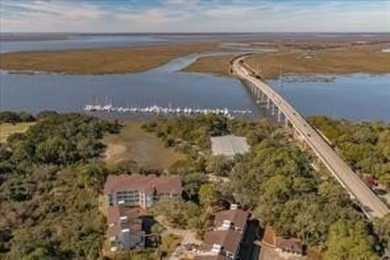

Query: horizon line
[1,31,390,34]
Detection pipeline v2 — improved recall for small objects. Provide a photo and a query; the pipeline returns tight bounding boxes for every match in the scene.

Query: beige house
[104,174,183,209]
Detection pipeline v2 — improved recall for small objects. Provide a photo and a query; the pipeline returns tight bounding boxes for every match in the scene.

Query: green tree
[373,214,390,253]
[199,183,221,208]
[205,155,233,176]
[326,220,378,260]
[182,172,208,200]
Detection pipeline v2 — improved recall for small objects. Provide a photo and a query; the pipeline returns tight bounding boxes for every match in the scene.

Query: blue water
[269,74,390,121]
[0,70,259,117]
[148,52,247,74]
[0,35,167,53]
[0,37,389,122]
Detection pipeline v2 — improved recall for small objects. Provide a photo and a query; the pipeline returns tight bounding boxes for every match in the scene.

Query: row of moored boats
[84,104,252,118]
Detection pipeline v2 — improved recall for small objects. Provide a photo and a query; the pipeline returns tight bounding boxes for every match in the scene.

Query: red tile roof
[194,255,226,260]
[261,225,276,247]
[261,225,303,254]
[107,206,144,238]
[275,237,303,254]
[203,230,242,255]
[104,173,182,195]
[214,209,249,230]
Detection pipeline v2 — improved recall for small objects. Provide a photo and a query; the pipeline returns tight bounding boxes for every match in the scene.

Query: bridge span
[231,55,389,219]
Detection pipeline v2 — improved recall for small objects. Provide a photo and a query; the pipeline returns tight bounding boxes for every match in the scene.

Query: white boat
[83,102,251,118]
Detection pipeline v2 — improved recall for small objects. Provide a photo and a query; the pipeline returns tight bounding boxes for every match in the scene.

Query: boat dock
[84,103,252,118]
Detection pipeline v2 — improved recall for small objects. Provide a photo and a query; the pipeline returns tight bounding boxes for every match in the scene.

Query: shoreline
[2,67,388,80]
[0,41,389,77]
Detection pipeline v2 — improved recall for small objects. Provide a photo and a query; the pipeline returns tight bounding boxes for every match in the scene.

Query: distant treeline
[0,110,66,124]
[0,111,35,124]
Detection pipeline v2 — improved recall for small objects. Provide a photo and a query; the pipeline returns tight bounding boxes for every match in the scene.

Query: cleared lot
[0,122,34,142]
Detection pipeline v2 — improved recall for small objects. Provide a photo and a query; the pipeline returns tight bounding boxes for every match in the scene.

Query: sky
[1,0,389,33]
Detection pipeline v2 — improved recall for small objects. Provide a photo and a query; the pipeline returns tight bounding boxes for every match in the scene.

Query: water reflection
[269,74,390,121]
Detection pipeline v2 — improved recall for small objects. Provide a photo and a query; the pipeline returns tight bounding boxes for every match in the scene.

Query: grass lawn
[0,122,34,142]
[103,121,186,169]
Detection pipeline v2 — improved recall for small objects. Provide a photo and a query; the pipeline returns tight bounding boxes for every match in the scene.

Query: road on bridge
[232,56,389,219]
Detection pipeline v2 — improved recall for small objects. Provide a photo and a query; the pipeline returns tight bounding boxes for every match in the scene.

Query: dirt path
[104,144,127,164]
[155,216,202,260]
[0,122,34,142]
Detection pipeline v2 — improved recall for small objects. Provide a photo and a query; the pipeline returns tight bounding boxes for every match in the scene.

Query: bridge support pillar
[284,117,290,128]
[271,102,276,115]
[277,109,282,122]
[260,92,266,102]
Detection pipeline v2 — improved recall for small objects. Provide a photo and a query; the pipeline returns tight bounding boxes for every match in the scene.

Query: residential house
[107,205,145,252]
[261,225,304,256]
[195,206,249,260]
[104,174,183,209]
[213,207,249,233]
[275,237,304,255]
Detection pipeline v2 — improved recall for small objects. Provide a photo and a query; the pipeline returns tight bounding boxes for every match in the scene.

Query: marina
[84,103,252,118]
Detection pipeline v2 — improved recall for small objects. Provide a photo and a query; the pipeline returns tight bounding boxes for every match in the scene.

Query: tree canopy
[309,116,390,187]
[147,115,382,256]
[0,113,119,258]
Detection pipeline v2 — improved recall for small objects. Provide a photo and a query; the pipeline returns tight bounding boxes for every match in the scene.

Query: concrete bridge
[231,55,389,219]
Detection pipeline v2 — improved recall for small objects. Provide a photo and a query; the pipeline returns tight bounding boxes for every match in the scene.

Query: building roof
[210,135,249,157]
[194,255,226,260]
[104,173,182,195]
[203,230,242,255]
[107,206,144,238]
[214,209,249,230]
[261,225,276,247]
[275,237,303,253]
[261,225,303,254]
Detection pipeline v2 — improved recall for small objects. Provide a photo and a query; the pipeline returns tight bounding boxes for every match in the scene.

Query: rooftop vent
[230,204,238,210]
[221,220,232,230]
[211,244,222,254]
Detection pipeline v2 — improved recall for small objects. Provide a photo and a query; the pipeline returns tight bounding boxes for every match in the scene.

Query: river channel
[0,35,389,121]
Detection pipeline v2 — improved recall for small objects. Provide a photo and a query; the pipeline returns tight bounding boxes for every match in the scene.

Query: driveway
[156,216,202,259]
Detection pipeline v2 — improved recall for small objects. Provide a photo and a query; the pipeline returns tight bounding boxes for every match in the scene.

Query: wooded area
[309,116,390,187]
[0,112,119,258]
[0,113,388,258]
[145,115,388,258]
